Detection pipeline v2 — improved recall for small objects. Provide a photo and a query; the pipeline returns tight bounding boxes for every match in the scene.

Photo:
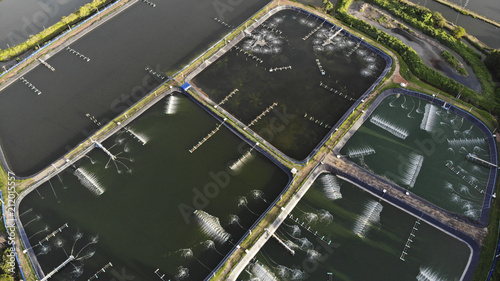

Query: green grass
[441,50,467,75]
[0,165,7,236]
[473,172,500,281]
[0,0,111,61]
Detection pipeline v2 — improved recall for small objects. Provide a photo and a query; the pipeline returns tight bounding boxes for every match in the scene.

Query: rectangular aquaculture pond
[340,89,497,224]
[191,7,391,161]
[0,0,270,177]
[17,93,290,281]
[238,172,476,281]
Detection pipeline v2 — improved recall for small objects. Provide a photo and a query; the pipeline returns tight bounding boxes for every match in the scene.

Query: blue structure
[181,82,192,92]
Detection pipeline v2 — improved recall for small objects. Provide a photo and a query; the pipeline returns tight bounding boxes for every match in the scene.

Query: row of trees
[0,246,16,281]
[485,49,500,80]
[332,0,497,113]
[322,0,334,13]
[0,0,111,61]
[367,0,495,96]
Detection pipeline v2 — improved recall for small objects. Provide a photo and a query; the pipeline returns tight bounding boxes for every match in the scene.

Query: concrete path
[227,163,324,280]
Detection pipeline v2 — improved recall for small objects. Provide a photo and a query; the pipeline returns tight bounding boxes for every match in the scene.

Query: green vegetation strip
[474,201,500,281]
[374,0,495,106]
[212,1,499,278]
[336,0,497,114]
[0,167,14,281]
[441,50,467,75]
[0,166,38,280]
[0,0,497,279]
[0,0,112,61]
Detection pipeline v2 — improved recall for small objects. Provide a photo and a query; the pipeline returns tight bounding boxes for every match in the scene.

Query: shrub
[432,11,446,28]
[485,49,500,80]
[334,0,497,112]
[451,26,466,39]
[0,0,111,61]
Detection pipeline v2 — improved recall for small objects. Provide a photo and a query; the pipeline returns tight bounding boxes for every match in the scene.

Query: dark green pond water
[19,94,290,281]
[238,173,472,281]
[192,9,388,161]
[340,94,492,221]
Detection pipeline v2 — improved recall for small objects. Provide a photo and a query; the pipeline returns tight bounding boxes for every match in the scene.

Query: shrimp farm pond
[340,90,497,224]
[238,173,474,281]
[5,2,498,281]
[191,7,391,161]
[18,94,290,280]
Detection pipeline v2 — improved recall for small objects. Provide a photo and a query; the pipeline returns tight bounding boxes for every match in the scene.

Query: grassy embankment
[474,193,500,281]
[0,167,26,281]
[0,0,112,62]
[379,0,496,104]
[441,50,467,75]
[208,2,398,279]
[338,0,497,113]
[0,1,286,279]
[339,0,498,125]
[432,0,500,28]
[1,0,497,279]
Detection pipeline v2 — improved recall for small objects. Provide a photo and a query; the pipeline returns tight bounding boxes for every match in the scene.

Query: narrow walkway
[14,87,178,281]
[323,154,488,242]
[205,1,494,279]
[227,148,488,280]
[270,233,295,255]
[227,161,324,280]
[467,153,499,169]
[0,0,138,90]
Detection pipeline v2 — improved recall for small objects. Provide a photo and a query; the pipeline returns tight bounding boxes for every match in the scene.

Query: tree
[451,26,466,39]
[322,0,334,13]
[432,11,446,28]
[0,249,15,281]
[420,12,433,24]
[485,49,500,80]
